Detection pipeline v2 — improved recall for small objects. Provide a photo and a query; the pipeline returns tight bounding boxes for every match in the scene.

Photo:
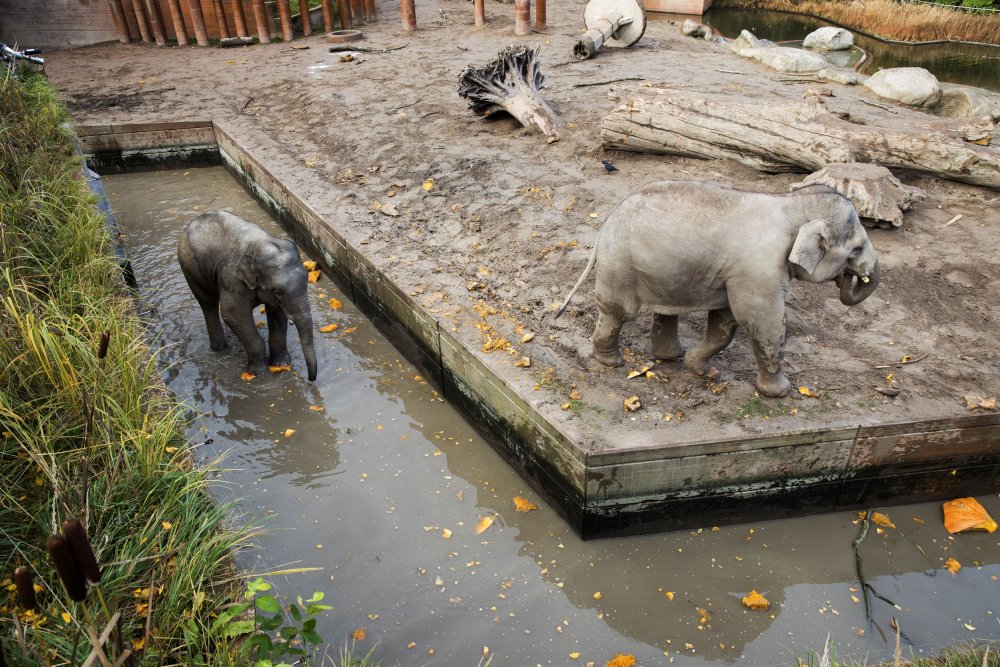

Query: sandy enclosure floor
[46,0,1000,452]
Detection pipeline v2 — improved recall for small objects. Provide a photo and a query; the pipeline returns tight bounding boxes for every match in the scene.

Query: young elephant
[556,181,880,397]
[178,210,318,381]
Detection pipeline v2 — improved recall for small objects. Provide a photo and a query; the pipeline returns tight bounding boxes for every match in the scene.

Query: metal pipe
[252,0,272,42]
[514,0,530,35]
[474,0,485,27]
[231,0,250,37]
[166,0,190,44]
[130,0,153,42]
[276,0,294,39]
[144,0,169,45]
[188,0,212,45]
[400,0,415,30]
[212,0,231,38]
[535,0,545,32]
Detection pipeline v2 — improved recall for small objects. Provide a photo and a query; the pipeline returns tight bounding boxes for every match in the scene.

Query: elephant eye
[273,288,285,297]
[849,245,864,258]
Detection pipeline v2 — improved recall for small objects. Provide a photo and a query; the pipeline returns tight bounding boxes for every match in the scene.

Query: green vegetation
[716,0,1000,44]
[798,639,1000,666]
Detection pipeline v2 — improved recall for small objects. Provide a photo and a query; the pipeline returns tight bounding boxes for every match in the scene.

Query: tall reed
[717,0,1000,44]
[0,69,256,664]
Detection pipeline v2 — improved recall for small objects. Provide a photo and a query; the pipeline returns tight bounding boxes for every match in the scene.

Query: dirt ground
[45,0,1000,449]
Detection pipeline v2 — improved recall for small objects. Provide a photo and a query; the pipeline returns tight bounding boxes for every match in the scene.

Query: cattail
[14,566,37,610]
[46,535,87,602]
[62,519,102,586]
[97,330,111,361]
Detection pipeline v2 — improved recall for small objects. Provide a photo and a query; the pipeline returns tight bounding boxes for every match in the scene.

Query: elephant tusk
[861,276,870,284]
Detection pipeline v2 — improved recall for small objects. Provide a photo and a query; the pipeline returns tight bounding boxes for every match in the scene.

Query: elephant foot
[592,347,624,367]
[268,351,292,368]
[682,349,711,373]
[210,338,230,352]
[755,372,791,398]
[652,340,684,361]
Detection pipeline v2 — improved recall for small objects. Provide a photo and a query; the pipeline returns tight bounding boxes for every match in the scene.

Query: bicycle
[1,41,45,77]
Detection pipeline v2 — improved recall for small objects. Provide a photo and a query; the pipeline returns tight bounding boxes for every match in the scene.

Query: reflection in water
[698,8,1000,92]
[105,167,1000,665]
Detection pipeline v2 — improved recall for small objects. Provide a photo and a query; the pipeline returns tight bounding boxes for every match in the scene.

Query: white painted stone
[864,67,942,108]
[803,26,854,51]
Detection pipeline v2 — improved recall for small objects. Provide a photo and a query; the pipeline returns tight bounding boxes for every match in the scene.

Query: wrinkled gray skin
[556,181,880,397]
[178,210,317,381]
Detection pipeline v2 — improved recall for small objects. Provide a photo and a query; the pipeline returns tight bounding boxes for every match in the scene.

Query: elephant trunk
[289,299,318,381]
[838,256,880,306]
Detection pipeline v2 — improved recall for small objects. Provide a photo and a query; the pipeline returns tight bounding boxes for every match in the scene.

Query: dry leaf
[561,403,572,410]
[423,178,434,191]
[521,332,535,343]
[514,356,531,368]
[569,389,581,400]
[441,528,452,539]
[606,653,636,667]
[283,429,296,438]
[944,557,961,574]
[858,511,896,529]
[303,260,317,271]
[569,652,580,660]
[352,627,366,641]
[268,364,291,373]
[309,405,323,411]
[162,521,173,531]
[514,496,539,512]
[240,372,255,381]
[329,297,343,310]
[742,590,770,610]
[475,516,495,535]
[342,327,357,334]
[964,395,998,411]
[798,386,817,398]
[379,203,400,217]
[308,270,321,283]
[623,396,641,411]
[943,497,998,534]
[320,324,339,333]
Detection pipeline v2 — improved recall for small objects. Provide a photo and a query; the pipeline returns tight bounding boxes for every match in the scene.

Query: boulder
[731,30,827,73]
[682,19,707,37]
[864,67,941,108]
[802,26,854,51]
[790,163,925,228]
[932,83,1000,122]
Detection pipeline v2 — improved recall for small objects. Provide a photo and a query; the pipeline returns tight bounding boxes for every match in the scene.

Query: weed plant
[0,68,259,664]
[716,0,1000,44]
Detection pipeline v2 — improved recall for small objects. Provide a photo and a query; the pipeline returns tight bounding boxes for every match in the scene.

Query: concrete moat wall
[76,120,1000,538]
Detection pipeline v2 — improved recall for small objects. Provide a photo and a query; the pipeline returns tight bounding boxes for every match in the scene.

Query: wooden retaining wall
[75,120,1000,538]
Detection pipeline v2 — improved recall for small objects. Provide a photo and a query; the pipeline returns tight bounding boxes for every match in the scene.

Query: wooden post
[188,0,211,45]
[474,0,484,27]
[400,0,415,30]
[321,0,334,30]
[300,0,312,35]
[144,0,169,45]
[128,0,153,41]
[336,0,352,28]
[514,0,530,35]
[252,0,272,42]
[231,0,249,37]
[535,0,545,31]
[165,0,189,44]
[211,0,231,38]
[276,0,294,39]
[364,0,375,20]
[108,0,132,42]
[351,0,365,23]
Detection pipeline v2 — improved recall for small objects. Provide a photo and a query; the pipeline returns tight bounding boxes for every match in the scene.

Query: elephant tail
[554,242,599,319]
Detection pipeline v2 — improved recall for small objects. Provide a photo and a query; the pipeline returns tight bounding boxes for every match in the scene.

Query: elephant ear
[788,218,829,275]
[234,254,259,289]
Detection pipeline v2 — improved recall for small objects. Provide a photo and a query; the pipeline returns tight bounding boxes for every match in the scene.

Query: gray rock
[791,163,925,228]
[681,19,707,37]
[740,46,828,73]
[863,67,941,108]
[817,68,864,86]
[932,83,1000,122]
[803,26,854,51]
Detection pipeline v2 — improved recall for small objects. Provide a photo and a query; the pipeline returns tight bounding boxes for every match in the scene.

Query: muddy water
[104,166,1000,666]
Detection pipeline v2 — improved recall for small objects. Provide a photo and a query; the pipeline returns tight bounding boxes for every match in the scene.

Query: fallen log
[601,91,1000,189]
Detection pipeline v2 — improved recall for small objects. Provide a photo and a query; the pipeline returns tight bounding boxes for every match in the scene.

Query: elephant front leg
[651,314,683,360]
[684,308,738,371]
[591,308,625,367]
[221,299,267,376]
[265,307,292,368]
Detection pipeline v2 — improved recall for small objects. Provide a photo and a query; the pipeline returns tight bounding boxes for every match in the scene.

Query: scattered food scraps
[514,496,539,512]
[942,497,998,534]
[742,590,770,610]
[944,557,961,574]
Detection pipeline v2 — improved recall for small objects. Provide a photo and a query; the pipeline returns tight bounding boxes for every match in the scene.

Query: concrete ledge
[80,121,1000,538]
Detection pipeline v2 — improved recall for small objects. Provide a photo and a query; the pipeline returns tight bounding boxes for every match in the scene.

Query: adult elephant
[178,210,318,381]
[556,181,880,397]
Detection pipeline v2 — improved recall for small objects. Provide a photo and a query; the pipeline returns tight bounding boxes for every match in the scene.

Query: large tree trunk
[601,91,1000,190]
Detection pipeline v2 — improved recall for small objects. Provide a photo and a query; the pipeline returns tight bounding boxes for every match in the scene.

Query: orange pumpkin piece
[942,497,998,534]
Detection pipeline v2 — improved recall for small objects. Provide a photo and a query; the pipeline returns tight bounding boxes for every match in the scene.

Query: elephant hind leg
[651,314,683,360]
[591,308,626,367]
[179,266,229,351]
[684,307,737,371]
